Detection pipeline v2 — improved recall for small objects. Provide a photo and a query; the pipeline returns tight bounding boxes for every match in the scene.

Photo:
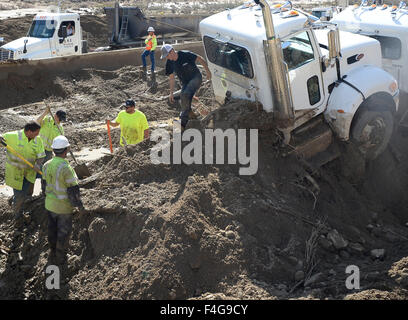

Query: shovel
[44,103,91,179]
[0,139,42,175]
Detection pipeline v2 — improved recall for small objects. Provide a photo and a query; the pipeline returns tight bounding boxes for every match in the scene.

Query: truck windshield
[203,36,254,78]
[28,20,56,38]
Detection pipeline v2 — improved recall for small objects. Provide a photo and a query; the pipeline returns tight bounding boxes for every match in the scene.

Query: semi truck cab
[0,11,85,61]
[200,0,399,160]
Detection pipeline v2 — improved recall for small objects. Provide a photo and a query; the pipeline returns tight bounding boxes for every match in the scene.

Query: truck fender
[324,65,398,141]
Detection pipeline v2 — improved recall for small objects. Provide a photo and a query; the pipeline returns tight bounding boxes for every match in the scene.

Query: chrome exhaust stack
[254,0,294,122]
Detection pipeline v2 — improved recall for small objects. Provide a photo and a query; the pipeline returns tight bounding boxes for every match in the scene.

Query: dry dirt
[0,62,408,300]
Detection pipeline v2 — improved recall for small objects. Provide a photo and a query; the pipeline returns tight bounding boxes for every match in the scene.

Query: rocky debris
[349,242,365,254]
[304,273,324,287]
[339,250,350,260]
[388,257,408,287]
[294,270,305,282]
[371,249,386,260]
[327,229,348,250]
[345,289,408,300]
[318,235,333,251]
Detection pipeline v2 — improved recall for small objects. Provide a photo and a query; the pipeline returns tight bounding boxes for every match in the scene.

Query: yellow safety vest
[145,35,157,51]
[3,130,46,190]
[39,115,64,151]
[42,156,79,214]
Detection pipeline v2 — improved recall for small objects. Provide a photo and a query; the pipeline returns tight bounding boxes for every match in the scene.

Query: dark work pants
[180,73,202,128]
[47,210,73,258]
[12,177,32,219]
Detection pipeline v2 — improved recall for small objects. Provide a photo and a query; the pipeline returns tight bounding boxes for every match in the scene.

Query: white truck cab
[0,11,85,61]
[332,0,408,96]
[200,0,399,160]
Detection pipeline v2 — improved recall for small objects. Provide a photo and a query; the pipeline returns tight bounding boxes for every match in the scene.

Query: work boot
[141,66,147,81]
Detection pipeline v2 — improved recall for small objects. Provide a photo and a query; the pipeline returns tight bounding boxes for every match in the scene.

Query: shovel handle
[106,120,113,154]
[4,144,42,175]
[44,102,79,165]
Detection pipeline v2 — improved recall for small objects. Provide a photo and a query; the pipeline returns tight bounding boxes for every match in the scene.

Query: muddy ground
[0,62,408,300]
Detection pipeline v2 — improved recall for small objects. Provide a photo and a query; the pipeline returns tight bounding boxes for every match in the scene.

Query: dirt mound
[0,15,34,43]
[80,15,109,49]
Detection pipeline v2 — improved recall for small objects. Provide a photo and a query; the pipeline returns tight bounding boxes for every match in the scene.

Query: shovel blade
[74,164,91,179]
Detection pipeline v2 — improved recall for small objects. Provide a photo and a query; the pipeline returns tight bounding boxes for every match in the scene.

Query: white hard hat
[160,44,174,59]
[147,26,155,32]
[52,135,70,149]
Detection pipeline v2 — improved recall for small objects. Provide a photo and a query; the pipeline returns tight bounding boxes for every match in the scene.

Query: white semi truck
[332,0,408,99]
[0,9,87,61]
[199,0,399,160]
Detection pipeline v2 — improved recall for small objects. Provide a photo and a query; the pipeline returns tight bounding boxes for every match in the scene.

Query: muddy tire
[351,110,393,160]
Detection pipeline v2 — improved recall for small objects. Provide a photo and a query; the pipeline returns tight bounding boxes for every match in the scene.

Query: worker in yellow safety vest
[41,135,85,265]
[37,107,67,163]
[0,121,46,225]
[106,99,149,146]
[141,26,157,83]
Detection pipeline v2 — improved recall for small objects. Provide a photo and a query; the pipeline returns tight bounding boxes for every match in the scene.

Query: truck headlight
[389,80,398,94]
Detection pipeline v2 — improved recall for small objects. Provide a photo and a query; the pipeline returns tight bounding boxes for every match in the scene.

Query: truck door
[56,20,79,56]
[282,31,325,111]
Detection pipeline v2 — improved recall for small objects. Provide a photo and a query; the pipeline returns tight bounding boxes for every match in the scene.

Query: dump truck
[104,2,206,48]
[0,9,87,61]
[199,0,399,161]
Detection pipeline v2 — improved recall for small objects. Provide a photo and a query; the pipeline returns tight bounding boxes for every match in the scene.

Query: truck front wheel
[351,110,393,160]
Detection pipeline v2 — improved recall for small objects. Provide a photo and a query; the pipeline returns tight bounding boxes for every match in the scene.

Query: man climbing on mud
[107,99,149,146]
[0,121,45,227]
[161,44,211,131]
[42,135,85,265]
[37,107,67,164]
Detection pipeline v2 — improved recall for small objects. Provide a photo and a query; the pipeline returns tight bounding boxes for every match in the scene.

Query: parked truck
[0,8,87,61]
[0,2,206,61]
[332,0,408,101]
[199,0,399,161]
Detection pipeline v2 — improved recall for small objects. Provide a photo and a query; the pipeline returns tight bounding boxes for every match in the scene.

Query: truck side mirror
[328,29,340,60]
[59,26,67,43]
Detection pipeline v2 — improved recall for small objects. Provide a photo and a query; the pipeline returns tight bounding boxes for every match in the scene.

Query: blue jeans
[141,50,155,71]
[180,73,202,128]
[13,177,32,218]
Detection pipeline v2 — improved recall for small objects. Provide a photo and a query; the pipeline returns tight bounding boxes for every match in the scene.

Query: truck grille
[0,48,14,62]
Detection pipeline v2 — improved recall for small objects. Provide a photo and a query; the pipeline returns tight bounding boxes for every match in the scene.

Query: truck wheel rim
[359,117,386,154]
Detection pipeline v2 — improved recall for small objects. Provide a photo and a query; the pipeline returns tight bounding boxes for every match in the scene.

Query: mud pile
[1,62,408,299]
